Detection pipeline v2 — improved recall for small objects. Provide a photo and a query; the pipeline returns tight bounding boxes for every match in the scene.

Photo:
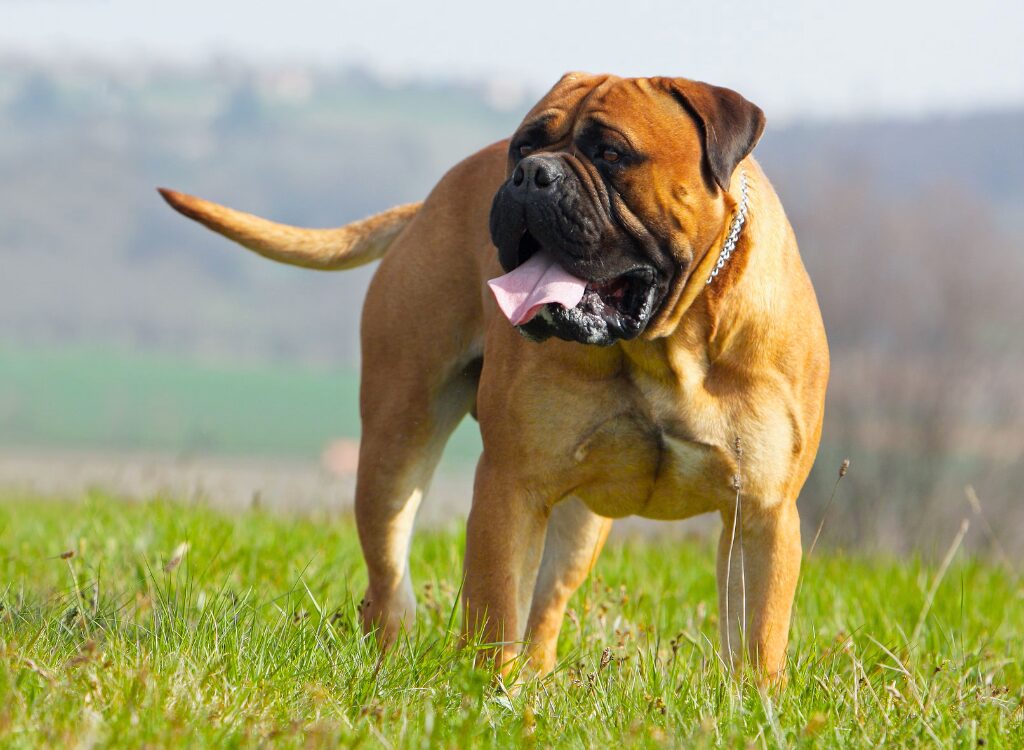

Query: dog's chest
[567,369,733,520]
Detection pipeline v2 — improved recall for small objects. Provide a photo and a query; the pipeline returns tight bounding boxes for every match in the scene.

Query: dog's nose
[511,156,564,191]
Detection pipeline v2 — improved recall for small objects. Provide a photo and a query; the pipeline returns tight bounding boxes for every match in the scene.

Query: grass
[0,494,1021,748]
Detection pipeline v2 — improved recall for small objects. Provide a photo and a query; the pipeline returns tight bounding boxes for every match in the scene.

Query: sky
[2,0,1022,121]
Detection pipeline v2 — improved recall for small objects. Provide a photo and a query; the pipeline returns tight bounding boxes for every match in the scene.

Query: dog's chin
[517,270,663,346]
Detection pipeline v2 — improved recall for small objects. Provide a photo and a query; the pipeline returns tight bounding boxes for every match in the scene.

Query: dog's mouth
[489,230,662,345]
[570,266,659,333]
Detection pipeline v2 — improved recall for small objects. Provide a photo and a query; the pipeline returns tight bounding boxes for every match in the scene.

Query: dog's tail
[157,188,421,270]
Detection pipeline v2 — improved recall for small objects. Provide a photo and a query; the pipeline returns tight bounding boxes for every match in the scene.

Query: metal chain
[706,170,750,285]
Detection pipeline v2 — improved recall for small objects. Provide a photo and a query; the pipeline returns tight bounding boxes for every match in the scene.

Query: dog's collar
[640,169,751,338]
[705,170,750,286]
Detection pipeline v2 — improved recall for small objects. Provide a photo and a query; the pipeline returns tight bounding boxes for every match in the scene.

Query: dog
[160,72,829,682]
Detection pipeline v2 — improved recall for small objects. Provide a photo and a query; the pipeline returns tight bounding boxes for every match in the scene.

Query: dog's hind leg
[352,214,485,648]
[354,348,479,649]
[522,497,613,675]
[348,140,504,648]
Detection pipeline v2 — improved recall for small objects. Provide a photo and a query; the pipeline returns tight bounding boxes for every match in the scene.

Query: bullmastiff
[160,73,829,682]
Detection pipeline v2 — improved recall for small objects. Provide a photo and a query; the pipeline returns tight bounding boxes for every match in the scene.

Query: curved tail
[158,188,421,270]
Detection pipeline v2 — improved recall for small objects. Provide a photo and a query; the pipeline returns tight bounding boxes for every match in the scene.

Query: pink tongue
[487,250,588,326]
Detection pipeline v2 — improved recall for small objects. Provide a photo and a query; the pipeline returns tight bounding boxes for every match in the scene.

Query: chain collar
[705,170,750,285]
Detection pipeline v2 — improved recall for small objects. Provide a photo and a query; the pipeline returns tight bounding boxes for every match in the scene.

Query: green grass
[0,495,1021,748]
[0,344,482,464]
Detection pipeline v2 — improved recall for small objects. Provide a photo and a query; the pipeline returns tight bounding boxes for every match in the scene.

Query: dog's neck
[704,171,750,287]
[680,170,751,308]
[643,168,753,339]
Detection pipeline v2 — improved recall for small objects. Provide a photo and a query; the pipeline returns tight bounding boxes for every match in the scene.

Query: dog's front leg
[717,498,801,685]
[461,457,549,674]
[524,497,612,675]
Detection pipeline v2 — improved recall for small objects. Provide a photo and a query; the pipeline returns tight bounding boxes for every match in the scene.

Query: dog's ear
[659,78,765,192]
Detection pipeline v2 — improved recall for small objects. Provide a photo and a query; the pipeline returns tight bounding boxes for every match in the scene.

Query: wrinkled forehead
[512,74,607,143]
[515,75,702,154]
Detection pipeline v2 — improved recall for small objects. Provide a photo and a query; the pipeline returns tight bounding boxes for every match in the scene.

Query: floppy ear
[660,78,765,192]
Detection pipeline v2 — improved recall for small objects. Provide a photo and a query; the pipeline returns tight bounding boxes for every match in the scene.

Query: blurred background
[1,1,1021,554]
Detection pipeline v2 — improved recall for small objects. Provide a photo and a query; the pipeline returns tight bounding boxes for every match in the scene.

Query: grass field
[0,345,482,464]
[0,495,1020,747]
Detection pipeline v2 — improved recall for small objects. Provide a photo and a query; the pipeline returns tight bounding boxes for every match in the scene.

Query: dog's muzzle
[489,154,666,346]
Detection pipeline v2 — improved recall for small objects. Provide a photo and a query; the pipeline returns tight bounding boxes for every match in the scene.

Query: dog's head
[488,73,764,345]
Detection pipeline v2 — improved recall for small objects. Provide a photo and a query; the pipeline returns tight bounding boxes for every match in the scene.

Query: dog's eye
[601,148,620,163]
[517,144,534,157]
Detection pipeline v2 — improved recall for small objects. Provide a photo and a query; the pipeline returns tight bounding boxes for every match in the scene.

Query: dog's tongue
[487,250,588,326]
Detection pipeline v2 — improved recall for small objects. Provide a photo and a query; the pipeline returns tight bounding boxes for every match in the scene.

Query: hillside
[1,59,1023,553]
[1,59,1021,362]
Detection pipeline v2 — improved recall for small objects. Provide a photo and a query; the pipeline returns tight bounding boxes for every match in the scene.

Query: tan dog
[160,73,829,682]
